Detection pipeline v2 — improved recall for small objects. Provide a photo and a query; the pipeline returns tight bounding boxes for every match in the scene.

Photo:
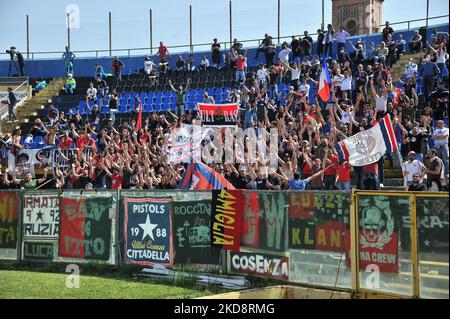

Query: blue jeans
[8,104,18,121]
[338,181,351,190]
[324,175,336,190]
[436,143,449,176]
[362,173,380,190]
[236,70,246,82]
[415,153,424,163]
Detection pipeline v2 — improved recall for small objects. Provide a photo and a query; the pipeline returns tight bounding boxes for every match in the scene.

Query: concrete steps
[1,78,66,133]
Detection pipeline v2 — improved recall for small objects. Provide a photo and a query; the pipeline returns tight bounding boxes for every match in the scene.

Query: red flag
[136,102,142,130]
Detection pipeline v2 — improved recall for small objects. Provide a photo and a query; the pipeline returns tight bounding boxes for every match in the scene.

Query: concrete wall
[0,24,447,79]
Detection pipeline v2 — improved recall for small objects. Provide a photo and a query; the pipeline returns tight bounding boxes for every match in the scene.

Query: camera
[6,46,17,60]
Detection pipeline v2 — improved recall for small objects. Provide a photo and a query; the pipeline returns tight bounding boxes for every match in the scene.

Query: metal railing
[0,15,448,61]
[0,77,29,123]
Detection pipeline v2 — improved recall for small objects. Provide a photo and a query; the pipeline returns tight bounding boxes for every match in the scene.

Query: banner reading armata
[211,189,245,252]
[0,191,19,250]
[124,198,173,266]
[173,200,220,264]
[58,196,113,260]
[23,194,59,239]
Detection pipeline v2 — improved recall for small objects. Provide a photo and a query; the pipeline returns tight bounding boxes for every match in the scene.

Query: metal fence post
[410,194,420,298]
[350,190,360,295]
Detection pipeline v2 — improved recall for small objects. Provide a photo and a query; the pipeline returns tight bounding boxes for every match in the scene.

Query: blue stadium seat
[143,103,153,112]
[118,104,127,113]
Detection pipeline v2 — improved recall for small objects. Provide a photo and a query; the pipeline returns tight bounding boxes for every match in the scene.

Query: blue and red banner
[334,114,398,166]
[178,162,235,190]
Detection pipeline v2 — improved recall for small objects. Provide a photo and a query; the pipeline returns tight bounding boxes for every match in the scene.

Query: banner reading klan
[288,192,350,252]
[198,103,238,127]
[59,196,113,261]
[124,198,173,266]
[164,124,207,164]
[211,189,245,252]
[334,114,398,166]
[0,191,19,250]
[345,196,400,273]
[172,200,220,264]
[23,194,59,239]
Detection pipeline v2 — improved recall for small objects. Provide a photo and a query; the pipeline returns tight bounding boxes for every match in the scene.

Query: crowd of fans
[0,24,448,192]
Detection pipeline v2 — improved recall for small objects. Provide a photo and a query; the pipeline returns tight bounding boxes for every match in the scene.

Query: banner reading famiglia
[211,189,244,252]
[198,103,238,127]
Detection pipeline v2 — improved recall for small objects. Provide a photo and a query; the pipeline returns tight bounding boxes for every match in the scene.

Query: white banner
[341,125,387,167]
[8,149,52,178]
[164,124,207,164]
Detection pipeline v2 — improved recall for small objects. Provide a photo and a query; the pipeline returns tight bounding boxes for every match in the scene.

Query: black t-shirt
[408,183,427,191]
[255,178,267,190]
[211,43,221,54]
[407,131,424,153]
[428,157,443,181]
[267,176,280,188]
[109,94,118,110]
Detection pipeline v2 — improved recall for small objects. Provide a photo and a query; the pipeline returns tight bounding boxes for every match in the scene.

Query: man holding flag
[334,114,398,189]
[318,58,331,103]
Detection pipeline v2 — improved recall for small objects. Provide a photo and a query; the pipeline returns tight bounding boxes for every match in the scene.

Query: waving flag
[393,87,402,109]
[318,59,331,102]
[335,114,398,166]
[136,102,143,130]
[178,162,235,190]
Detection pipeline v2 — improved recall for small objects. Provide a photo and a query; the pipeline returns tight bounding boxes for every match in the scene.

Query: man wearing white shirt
[432,120,449,177]
[335,26,350,54]
[370,78,387,117]
[256,64,270,90]
[278,42,292,65]
[298,77,310,99]
[404,58,418,79]
[86,82,97,102]
[402,151,427,189]
[284,62,301,90]
[340,70,353,95]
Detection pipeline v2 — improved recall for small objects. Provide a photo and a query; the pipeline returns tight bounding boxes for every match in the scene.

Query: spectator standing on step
[425,149,444,191]
[420,54,440,103]
[432,120,449,178]
[111,56,124,86]
[324,24,335,58]
[381,21,394,43]
[156,41,169,63]
[402,150,427,189]
[95,63,106,80]
[62,46,75,75]
[7,87,18,122]
[335,26,350,55]
[211,38,221,67]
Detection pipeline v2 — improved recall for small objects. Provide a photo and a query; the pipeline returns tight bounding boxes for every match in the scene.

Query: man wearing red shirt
[235,52,247,83]
[59,131,73,150]
[77,133,97,153]
[337,161,351,190]
[323,147,339,190]
[361,162,379,190]
[157,42,169,62]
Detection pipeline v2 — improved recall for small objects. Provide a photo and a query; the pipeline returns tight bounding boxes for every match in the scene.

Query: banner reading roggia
[211,190,244,252]
[59,196,112,260]
[198,103,238,127]
[0,192,19,250]
[173,200,220,264]
[23,194,59,238]
[124,198,173,266]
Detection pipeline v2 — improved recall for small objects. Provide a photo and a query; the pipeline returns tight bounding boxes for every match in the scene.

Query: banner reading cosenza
[124,198,173,266]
